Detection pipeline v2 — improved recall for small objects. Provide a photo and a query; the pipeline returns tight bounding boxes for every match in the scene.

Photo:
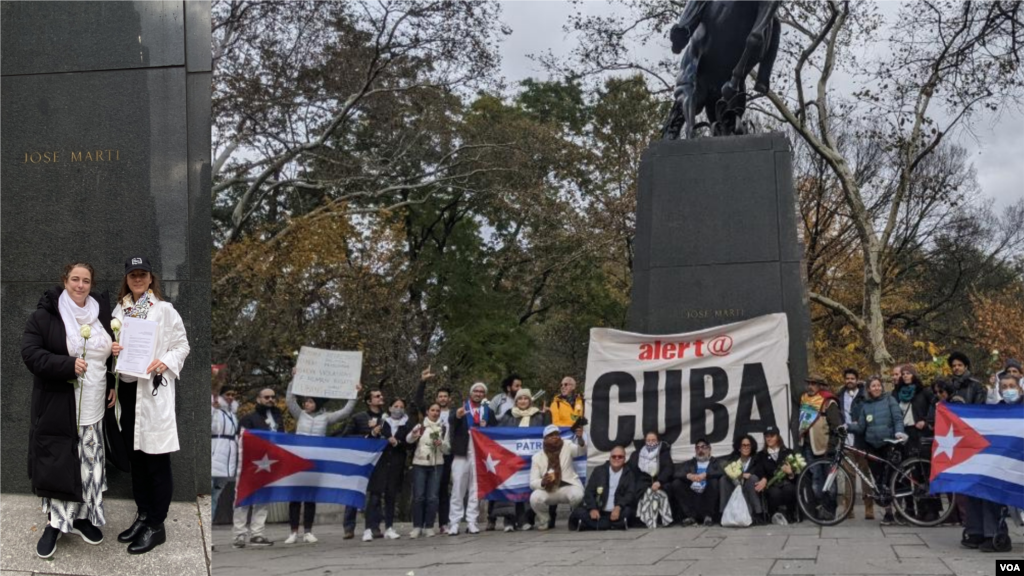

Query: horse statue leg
[754,18,781,94]
[722,1,779,102]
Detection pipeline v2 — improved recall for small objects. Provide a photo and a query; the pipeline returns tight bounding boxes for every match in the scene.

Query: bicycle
[796,427,956,526]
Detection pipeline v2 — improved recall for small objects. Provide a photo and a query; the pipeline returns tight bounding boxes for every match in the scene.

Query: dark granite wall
[1,1,211,501]
[628,133,812,407]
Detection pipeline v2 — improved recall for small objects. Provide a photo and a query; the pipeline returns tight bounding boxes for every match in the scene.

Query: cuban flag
[472,427,587,501]
[930,402,1024,509]
[234,429,387,508]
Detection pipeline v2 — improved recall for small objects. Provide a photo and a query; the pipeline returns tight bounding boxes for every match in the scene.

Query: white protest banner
[292,346,362,399]
[584,313,792,466]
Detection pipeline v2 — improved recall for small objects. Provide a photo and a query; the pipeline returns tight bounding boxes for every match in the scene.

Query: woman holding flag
[22,262,119,559]
[494,389,550,531]
[371,397,412,541]
[283,376,360,544]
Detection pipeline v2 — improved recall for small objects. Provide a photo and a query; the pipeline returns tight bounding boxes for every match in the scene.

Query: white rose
[110,318,121,333]
[80,325,91,339]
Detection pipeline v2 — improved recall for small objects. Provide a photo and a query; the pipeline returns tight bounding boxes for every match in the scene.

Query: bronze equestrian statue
[662,1,781,139]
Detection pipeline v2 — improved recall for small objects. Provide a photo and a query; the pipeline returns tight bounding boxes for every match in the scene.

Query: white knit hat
[470,382,488,394]
[514,388,532,401]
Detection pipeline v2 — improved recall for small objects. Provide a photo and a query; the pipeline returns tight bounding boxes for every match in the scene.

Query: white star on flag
[484,453,501,474]
[253,453,278,473]
[934,426,962,460]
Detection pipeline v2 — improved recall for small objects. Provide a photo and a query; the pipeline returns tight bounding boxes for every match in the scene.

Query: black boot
[36,526,61,559]
[117,512,148,543]
[127,523,166,554]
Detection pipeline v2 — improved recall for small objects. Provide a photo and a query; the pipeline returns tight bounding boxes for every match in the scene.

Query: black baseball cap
[125,256,152,274]
[764,425,780,436]
[694,437,710,447]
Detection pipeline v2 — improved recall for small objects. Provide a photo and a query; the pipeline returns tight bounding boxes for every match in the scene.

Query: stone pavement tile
[770,558,953,575]
[509,564,693,576]
[663,544,818,561]
[803,541,899,560]
[787,534,924,546]
[1,494,208,576]
[679,558,775,575]
[1,571,33,575]
[941,556,1010,576]
[892,545,935,558]
[575,547,677,566]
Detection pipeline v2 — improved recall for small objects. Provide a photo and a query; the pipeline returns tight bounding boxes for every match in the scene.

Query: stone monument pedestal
[628,133,810,405]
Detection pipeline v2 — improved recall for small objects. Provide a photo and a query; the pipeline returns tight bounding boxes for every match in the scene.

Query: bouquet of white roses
[724,459,744,484]
[765,453,807,489]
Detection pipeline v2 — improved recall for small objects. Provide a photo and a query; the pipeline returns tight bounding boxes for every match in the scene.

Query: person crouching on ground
[530,424,586,530]
[570,445,635,531]
[628,430,675,528]
[283,372,360,544]
[671,437,722,527]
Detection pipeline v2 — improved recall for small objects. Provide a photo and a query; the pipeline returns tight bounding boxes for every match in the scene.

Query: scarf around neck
[383,413,409,437]
[897,384,916,403]
[58,290,109,357]
[543,435,564,490]
[639,443,661,477]
[122,289,156,319]
[511,405,540,426]
[464,399,490,427]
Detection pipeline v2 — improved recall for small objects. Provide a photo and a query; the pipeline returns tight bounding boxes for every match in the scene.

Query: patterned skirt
[637,487,674,529]
[42,420,107,532]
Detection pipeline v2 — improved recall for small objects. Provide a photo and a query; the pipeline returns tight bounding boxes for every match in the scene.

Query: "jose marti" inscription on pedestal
[22,149,121,164]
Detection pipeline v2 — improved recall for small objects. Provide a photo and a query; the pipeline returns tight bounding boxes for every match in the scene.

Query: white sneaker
[362,529,374,542]
[284,533,298,544]
[302,532,318,543]
[503,525,515,532]
[466,523,480,534]
[447,525,459,536]
[425,528,436,538]
[384,527,400,540]
[535,514,550,531]
[409,528,421,539]
[520,523,532,531]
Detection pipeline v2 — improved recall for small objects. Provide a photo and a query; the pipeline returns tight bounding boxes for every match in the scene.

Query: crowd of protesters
[211,351,1021,554]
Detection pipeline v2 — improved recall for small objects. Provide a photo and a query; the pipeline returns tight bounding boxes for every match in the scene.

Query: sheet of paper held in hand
[292,347,362,399]
[116,317,159,379]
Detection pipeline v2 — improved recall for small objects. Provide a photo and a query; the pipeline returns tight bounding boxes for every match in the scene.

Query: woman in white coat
[283,377,360,543]
[110,256,190,555]
[211,386,239,523]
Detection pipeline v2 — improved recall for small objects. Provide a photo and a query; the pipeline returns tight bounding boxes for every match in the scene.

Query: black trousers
[120,382,173,526]
[289,502,316,531]
[438,454,454,527]
[675,480,719,522]
[569,506,631,531]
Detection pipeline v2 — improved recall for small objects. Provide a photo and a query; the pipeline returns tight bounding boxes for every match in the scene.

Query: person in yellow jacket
[549,376,585,428]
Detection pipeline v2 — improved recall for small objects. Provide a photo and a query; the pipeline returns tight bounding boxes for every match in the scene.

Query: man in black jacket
[233,388,283,548]
[838,368,873,519]
[341,388,386,540]
[570,446,635,530]
[670,438,722,526]
[948,352,987,405]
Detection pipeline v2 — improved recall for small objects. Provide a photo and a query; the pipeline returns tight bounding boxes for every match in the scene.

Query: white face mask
[1002,389,1021,403]
[390,407,405,419]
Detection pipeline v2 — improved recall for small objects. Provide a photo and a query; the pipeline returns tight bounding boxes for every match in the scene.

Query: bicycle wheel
[797,459,853,526]
[890,457,955,527]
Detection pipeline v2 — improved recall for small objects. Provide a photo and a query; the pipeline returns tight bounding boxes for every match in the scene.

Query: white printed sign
[292,347,362,399]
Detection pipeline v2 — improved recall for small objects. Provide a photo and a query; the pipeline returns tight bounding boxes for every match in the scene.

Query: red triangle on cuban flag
[472,429,527,499]
[930,403,991,481]
[235,429,315,505]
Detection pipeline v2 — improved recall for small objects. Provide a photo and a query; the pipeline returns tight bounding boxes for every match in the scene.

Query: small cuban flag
[235,429,387,508]
[471,427,587,502]
[930,403,1024,509]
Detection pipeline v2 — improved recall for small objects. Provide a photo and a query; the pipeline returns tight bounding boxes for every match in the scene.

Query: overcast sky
[496,1,1022,210]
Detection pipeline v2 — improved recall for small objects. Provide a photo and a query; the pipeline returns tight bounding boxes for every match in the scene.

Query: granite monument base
[1,1,212,501]
[628,133,811,406]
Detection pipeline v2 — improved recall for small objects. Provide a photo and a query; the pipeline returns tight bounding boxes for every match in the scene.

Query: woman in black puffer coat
[368,397,412,540]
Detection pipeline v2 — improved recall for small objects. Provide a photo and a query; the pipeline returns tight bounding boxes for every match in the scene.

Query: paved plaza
[211,513,1019,576]
[1,494,212,576]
